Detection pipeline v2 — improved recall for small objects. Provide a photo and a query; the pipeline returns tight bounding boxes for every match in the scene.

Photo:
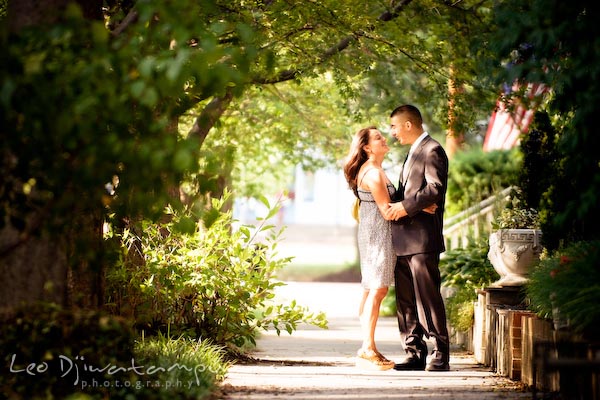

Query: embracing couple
[343,104,450,372]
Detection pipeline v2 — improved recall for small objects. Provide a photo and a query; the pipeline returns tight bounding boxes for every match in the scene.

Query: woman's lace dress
[356,183,396,289]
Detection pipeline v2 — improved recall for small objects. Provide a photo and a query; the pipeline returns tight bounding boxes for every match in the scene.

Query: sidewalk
[221,282,530,399]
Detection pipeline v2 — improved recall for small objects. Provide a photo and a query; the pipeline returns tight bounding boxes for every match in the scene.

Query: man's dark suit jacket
[391,135,448,256]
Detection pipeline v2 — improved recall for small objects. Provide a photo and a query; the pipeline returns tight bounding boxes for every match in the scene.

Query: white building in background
[289,158,403,223]
[234,159,401,228]
[233,165,356,227]
[285,164,356,227]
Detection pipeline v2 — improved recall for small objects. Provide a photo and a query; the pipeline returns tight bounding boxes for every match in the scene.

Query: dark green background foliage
[527,240,600,339]
[446,148,520,217]
[0,1,258,256]
[487,0,600,249]
[517,111,558,212]
[1,304,229,399]
[0,304,136,399]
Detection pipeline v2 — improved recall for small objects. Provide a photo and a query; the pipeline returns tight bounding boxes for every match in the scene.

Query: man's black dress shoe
[425,351,450,371]
[393,356,425,371]
[393,351,426,371]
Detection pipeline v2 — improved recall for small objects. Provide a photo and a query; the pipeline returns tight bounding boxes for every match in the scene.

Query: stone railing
[442,187,513,350]
[443,187,513,251]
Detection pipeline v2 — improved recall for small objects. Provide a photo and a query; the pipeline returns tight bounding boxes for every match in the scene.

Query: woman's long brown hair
[343,126,376,196]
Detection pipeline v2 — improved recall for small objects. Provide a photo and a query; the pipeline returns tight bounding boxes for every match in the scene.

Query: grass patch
[134,333,230,399]
[276,262,358,281]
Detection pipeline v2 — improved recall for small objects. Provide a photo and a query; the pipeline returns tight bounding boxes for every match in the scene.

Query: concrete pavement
[221,282,531,399]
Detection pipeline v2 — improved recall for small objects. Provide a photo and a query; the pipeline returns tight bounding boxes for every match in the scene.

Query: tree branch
[251,0,414,84]
[188,0,414,142]
[110,9,139,37]
[0,201,51,257]
[188,89,234,146]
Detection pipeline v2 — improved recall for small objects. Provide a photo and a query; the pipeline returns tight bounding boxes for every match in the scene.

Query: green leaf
[173,216,196,235]
[140,87,159,107]
[173,148,194,172]
[202,208,221,229]
[130,80,146,98]
[256,194,270,209]
[138,56,156,78]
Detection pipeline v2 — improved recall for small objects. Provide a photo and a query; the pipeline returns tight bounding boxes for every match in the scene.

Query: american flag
[483,82,547,152]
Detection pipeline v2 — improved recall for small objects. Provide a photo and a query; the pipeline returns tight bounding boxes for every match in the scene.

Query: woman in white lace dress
[343,126,397,370]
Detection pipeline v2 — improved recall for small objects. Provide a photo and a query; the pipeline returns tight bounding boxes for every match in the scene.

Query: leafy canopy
[2,0,502,252]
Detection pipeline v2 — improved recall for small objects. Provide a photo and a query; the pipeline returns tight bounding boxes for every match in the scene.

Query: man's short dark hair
[390,105,423,126]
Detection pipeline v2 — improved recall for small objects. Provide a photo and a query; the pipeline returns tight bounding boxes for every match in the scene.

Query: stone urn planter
[488,228,543,286]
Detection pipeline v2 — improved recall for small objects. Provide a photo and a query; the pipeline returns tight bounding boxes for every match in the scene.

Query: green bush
[440,238,499,291]
[105,192,327,352]
[440,238,499,332]
[526,240,600,338]
[380,287,397,317]
[0,303,232,399]
[446,148,521,217]
[445,289,477,333]
[0,304,136,399]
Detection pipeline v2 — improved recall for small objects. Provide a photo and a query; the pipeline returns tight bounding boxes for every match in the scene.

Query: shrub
[492,188,540,230]
[517,111,558,212]
[105,192,327,352]
[0,303,233,399]
[526,240,600,338]
[0,304,137,399]
[446,288,478,333]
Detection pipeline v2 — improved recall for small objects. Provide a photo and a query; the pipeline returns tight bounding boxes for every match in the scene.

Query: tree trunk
[1,0,105,319]
[0,226,68,316]
[446,66,464,159]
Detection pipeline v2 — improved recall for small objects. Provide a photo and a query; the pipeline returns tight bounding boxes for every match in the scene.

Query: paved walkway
[221,282,531,399]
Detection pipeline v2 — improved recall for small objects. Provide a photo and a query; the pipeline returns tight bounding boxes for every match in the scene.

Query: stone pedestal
[508,310,533,380]
[473,287,599,397]
[485,303,498,369]
[521,314,559,391]
[486,286,526,307]
[496,308,511,376]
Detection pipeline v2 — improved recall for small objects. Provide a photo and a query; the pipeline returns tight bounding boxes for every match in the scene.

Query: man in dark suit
[384,104,450,372]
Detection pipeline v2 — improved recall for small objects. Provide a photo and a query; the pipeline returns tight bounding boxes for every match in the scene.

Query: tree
[1,0,257,308]
[201,0,500,198]
[1,0,499,310]
[346,1,498,147]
